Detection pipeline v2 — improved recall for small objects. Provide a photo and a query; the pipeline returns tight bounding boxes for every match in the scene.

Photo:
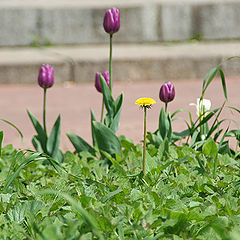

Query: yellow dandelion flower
[135,97,156,108]
[135,97,156,178]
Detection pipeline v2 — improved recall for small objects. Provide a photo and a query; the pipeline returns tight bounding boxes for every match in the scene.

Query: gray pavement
[1,41,240,84]
[0,77,240,151]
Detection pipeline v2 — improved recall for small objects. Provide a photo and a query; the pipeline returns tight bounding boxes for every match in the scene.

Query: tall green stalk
[143,107,147,178]
[165,102,168,113]
[100,97,104,123]
[43,88,47,135]
[109,34,113,93]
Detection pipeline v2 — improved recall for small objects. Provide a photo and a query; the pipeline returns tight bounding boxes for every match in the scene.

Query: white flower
[190,98,211,117]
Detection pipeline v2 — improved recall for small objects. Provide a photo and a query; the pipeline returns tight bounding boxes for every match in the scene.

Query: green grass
[1,137,240,239]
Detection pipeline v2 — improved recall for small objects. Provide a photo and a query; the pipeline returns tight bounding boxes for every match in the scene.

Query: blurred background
[0,0,240,150]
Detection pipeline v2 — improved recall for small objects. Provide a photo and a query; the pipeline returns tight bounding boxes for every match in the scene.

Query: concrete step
[0,0,240,46]
[0,41,240,84]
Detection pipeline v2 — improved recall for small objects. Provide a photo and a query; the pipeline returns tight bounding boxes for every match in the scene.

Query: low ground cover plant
[1,7,240,240]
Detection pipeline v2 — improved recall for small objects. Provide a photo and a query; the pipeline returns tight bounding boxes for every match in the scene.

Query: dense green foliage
[1,136,240,239]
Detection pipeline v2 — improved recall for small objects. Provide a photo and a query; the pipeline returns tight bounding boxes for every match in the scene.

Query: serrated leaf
[203,137,218,159]
[145,151,157,175]
[0,193,12,203]
[101,189,123,203]
[7,202,27,223]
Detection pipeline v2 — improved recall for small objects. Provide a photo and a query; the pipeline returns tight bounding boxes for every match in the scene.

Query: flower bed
[1,7,240,239]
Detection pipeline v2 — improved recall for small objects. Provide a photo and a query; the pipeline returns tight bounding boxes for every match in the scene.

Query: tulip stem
[165,102,168,113]
[109,34,113,94]
[143,106,147,178]
[100,96,104,123]
[43,88,47,135]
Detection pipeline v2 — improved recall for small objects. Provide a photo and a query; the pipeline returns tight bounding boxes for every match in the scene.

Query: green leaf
[0,131,3,157]
[56,149,64,163]
[47,115,61,159]
[195,155,205,175]
[0,119,23,141]
[172,129,190,142]
[114,93,123,114]
[145,151,157,175]
[90,109,97,147]
[109,93,123,133]
[159,108,171,140]
[202,67,218,96]
[110,106,122,133]
[100,74,114,118]
[27,110,47,152]
[101,189,123,203]
[7,202,28,223]
[219,68,227,100]
[67,133,95,155]
[202,137,218,159]
[0,193,12,203]
[92,121,121,155]
[102,151,126,176]
[4,152,42,191]
[195,108,220,129]
[32,135,44,152]
[39,190,104,240]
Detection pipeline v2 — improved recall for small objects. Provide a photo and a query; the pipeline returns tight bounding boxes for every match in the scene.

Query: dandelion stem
[100,96,104,123]
[43,88,47,135]
[109,34,113,94]
[143,106,147,178]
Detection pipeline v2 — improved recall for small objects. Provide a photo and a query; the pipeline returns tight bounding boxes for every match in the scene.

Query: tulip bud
[38,64,54,89]
[95,71,110,93]
[159,82,175,103]
[103,8,120,35]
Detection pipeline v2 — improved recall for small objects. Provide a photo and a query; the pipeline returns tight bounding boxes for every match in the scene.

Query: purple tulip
[103,8,120,34]
[38,64,54,89]
[95,71,110,93]
[159,82,175,103]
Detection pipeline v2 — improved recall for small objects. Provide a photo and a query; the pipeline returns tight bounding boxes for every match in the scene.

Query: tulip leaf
[27,110,47,152]
[104,113,113,129]
[110,93,123,133]
[92,121,121,155]
[110,108,122,133]
[114,93,123,113]
[67,133,95,155]
[47,115,61,159]
[0,131,3,157]
[32,136,44,153]
[159,108,171,140]
[90,109,97,147]
[172,129,190,142]
[100,74,114,118]
[56,149,64,163]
